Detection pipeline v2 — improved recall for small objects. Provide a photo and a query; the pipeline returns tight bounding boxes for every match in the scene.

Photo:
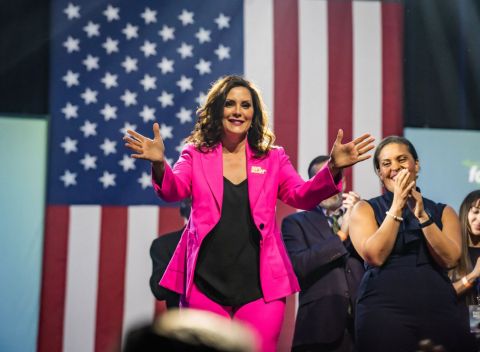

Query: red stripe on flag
[382,2,404,137]
[158,206,183,235]
[37,206,69,352]
[274,0,299,227]
[274,2,299,349]
[328,0,353,190]
[154,206,184,317]
[94,206,128,352]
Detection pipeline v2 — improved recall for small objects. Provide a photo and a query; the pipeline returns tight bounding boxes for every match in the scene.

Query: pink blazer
[153,143,341,302]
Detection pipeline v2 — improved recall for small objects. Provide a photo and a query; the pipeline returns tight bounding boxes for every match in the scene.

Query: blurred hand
[342,191,361,211]
[123,123,165,163]
[339,191,361,239]
[416,339,447,352]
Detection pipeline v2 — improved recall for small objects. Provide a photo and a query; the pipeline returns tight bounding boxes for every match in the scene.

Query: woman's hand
[391,169,416,212]
[124,123,165,163]
[407,187,429,222]
[328,130,375,175]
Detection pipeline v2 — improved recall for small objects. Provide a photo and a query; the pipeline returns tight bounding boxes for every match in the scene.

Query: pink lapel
[246,143,268,210]
[200,144,223,210]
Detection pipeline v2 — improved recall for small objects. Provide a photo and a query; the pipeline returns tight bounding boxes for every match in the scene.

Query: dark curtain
[404,0,480,130]
[0,0,49,115]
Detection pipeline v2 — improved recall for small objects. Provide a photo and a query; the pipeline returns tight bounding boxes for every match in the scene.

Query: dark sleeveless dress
[355,191,475,352]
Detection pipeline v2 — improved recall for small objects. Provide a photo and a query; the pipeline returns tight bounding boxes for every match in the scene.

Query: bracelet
[419,216,434,229]
[462,276,472,288]
[385,211,403,222]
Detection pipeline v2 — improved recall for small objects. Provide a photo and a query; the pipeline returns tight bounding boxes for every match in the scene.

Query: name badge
[469,305,480,333]
[251,166,267,174]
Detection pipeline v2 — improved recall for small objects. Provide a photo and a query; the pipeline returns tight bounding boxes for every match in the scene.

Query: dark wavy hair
[184,75,275,157]
[451,190,480,304]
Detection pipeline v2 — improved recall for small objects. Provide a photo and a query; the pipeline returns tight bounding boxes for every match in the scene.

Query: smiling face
[221,86,254,142]
[468,200,480,237]
[376,143,419,192]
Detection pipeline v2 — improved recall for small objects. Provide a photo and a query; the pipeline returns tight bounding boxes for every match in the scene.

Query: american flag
[39,1,403,351]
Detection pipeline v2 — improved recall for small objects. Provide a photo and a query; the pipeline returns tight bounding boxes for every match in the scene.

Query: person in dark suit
[149,198,191,308]
[282,155,364,352]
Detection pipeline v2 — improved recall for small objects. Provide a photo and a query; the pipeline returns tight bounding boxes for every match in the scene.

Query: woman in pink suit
[124,75,374,351]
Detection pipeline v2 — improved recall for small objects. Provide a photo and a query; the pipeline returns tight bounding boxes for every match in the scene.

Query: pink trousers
[182,284,286,352]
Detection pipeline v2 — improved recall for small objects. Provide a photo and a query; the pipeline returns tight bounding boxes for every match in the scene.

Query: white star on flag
[158,25,175,41]
[195,59,212,75]
[80,88,98,105]
[83,21,100,37]
[195,28,211,44]
[100,103,117,121]
[80,120,97,138]
[178,9,194,26]
[62,70,80,87]
[176,75,193,92]
[61,102,79,119]
[140,74,156,91]
[99,138,117,156]
[140,40,157,58]
[118,154,136,172]
[61,137,78,154]
[177,42,193,59]
[103,37,119,54]
[101,72,118,89]
[138,172,152,189]
[120,90,137,106]
[157,57,174,75]
[64,3,80,20]
[83,55,99,71]
[103,5,120,22]
[158,90,174,108]
[139,105,156,123]
[122,23,139,40]
[99,171,116,188]
[176,107,193,124]
[157,57,174,74]
[63,36,80,53]
[121,56,138,73]
[141,7,157,24]
[214,44,230,60]
[60,170,77,187]
[79,153,97,170]
[214,13,230,29]
[159,123,173,139]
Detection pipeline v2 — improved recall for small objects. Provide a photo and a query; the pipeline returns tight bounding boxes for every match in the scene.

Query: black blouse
[194,177,262,306]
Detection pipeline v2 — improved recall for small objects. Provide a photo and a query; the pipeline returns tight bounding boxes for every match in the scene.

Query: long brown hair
[457,191,480,274]
[184,75,275,157]
[451,190,480,304]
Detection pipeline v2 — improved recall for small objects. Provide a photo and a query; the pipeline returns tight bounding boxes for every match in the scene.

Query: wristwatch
[419,209,434,228]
